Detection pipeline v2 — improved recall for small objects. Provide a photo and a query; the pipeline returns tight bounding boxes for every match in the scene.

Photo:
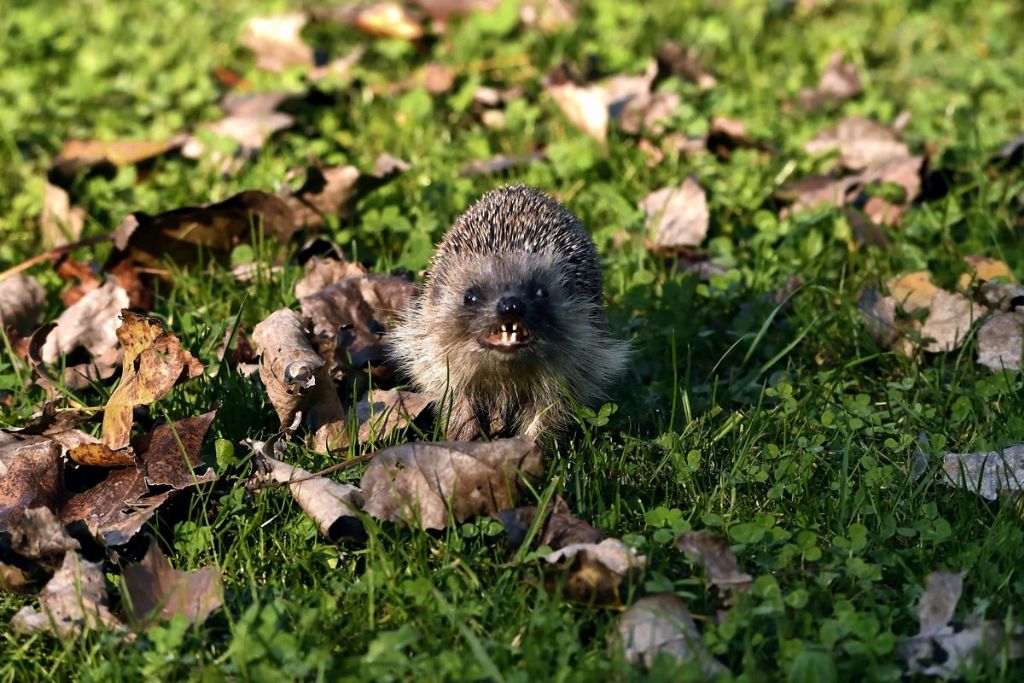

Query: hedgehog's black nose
[496,295,525,318]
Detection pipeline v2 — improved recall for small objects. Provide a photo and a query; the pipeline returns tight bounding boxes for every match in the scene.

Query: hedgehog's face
[434,253,571,366]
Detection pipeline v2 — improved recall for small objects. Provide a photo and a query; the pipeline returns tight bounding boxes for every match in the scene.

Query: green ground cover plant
[1,0,1023,680]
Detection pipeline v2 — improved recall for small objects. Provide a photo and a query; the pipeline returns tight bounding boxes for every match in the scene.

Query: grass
[2,0,1024,680]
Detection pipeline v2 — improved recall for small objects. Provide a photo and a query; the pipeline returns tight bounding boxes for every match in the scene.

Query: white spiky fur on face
[388,185,629,438]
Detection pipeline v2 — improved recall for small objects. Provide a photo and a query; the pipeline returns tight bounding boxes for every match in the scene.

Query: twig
[0,235,113,282]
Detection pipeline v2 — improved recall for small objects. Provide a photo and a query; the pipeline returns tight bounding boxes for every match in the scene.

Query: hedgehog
[389,185,629,440]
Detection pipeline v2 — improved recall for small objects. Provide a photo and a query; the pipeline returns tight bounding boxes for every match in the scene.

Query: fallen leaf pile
[859,258,1023,369]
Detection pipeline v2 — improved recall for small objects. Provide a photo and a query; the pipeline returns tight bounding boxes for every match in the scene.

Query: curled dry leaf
[0,436,62,527]
[60,411,218,546]
[39,278,129,365]
[619,594,729,675]
[354,389,431,444]
[252,309,346,451]
[542,537,646,605]
[360,437,542,530]
[282,154,409,231]
[10,551,124,637]
[122,541,223,626]
[0,273,47,335]
[50,139,181,183]
[545,61,659,143]
[900,571,1024,677]
[799,51,862,110]
[640,177,710,250]
[253,442,365,543]
[100,311,204,452]
[241,13,314,73]
[976,311,1024,372]
[0,507,79,592]
[676,530,753,596]
[805,116,910,170]
[942,445,1024,501]
[353,2,424,40]
[41,182,86,247]
[68,442,136,468]
[493,496,604,550]
[109,190,297,269]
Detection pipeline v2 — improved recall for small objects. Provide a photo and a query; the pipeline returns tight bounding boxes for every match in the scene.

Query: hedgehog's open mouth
[479,321,532,352]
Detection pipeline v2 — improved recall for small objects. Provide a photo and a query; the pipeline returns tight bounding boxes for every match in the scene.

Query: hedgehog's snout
[478,295,534,352]
[496,295,525,318]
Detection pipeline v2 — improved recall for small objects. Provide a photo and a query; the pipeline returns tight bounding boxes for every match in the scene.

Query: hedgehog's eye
[463,288,480,306]
[533,284,548,298]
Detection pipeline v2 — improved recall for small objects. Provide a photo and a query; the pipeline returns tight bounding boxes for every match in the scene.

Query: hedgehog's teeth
[511,322,518,332]
[510,331,518,343]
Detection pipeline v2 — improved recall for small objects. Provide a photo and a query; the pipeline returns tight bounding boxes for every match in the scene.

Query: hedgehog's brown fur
[389,185,629,440]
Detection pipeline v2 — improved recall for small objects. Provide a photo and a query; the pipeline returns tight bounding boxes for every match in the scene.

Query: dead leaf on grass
[619,593,729,675]
[60,411,218,546]
[958,256,1016,291]
[122,541,222,626]
[941,445,1024,501]
[252,309,346,451]
[294,256,368,300]
[50,139,181,183]
[640,177,709,250]
[799,51,862,110]
[656,42,717,90]
[41,182,86,248]
[353,389,431,444]
[542,537,646,605]
[805,116,910,170]
[241,13,315,73]
[676,530,753,597]
[0,507,79,592]
[353,2,424,40]
[519,0,573,32]
[360,437,542,530]
[0,437,62,528]
[413,0,499,24]
[250,441,365,543]
[460,150,547,177]
[976,311,1024,372]
[545,61,659,143]
[0,273,47,335]
[282,154,409,231]
[918,289,976,353]
[98,311,204,452]
[39,278,128,367]
[10,550,124,637]
[493,496,604,550]
[899,571,1024,677]
[109,190,297,269]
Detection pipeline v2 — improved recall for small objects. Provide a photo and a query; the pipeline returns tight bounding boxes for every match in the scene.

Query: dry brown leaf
[282,154,409,231]
[60,411,218,546]
[656,42,717,89]
[519,0,573,32]
[39,278,128,365]
[942,445,1024,501]
[50,139,180,182]
[640,177,710,250]
[542,537,645,605]
[309,46,365,83]
[546,61,659,143]
[354,389,431,444]
[977,311,1024,372]
[0,438,62,529]
[0,273,47,335]
[10,551,124,636]
[252,309,346,451]
[68,442,136,467]
[619,594,729,675]
[493,496,604,550]
[122,541,222,625]
[413,0,500,23]
[354,2,424,40]
[546,80,609,143]
[676,530,753,596]
[253,442,365,543]
[799,51,862,109]
[99,312,204,451]
[858,287,901,349]
[294,257,368,300]
[109,190,297,270]
[0,507,79,592]
[805,116,910,170]
[460,150,547,177]
[360,437,542,530]
[241,13,315,72]
[899,571,1024,677]
[41,182,86,248]
[918,290,976,353]
[887,271,940,314]
[855,155,924,226]
[958,256,1016,291]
